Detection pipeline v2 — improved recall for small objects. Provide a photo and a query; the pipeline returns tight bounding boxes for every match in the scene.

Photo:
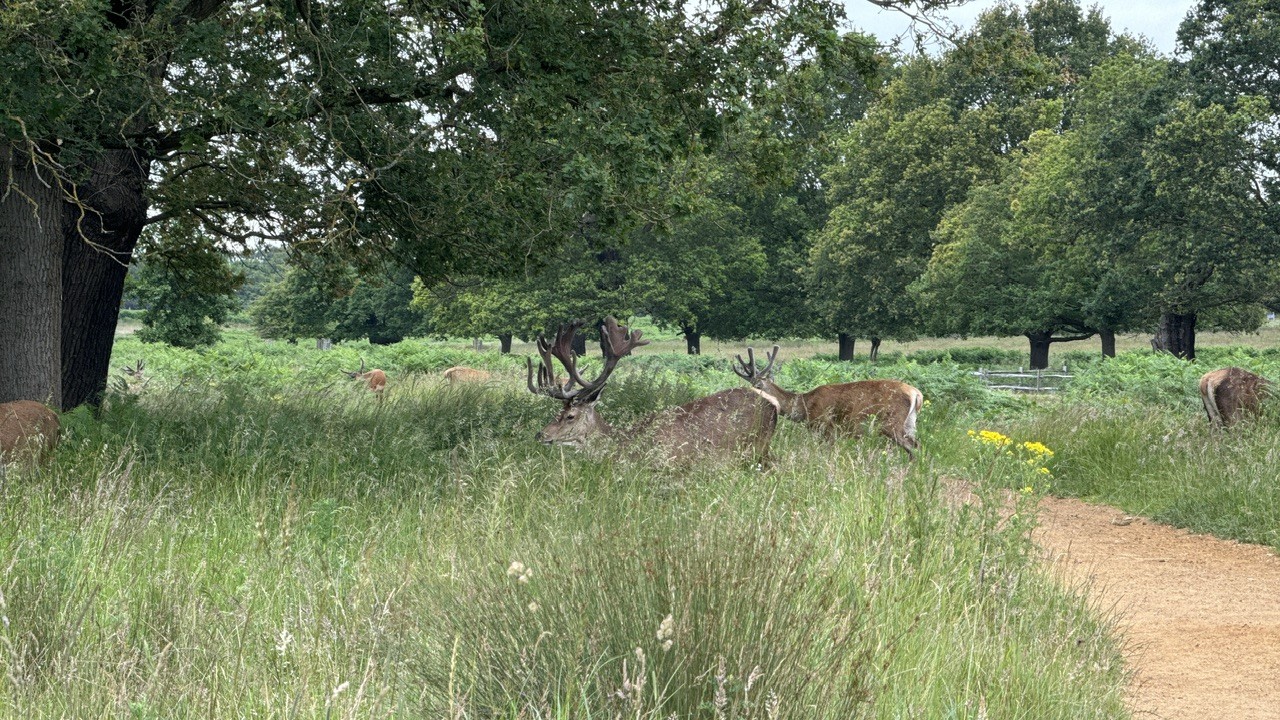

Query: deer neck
[760,379,806,421]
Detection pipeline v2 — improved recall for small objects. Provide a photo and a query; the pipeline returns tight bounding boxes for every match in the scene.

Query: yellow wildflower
[1020,441,1054,457]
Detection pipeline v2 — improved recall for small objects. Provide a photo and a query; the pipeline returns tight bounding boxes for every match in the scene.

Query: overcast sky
[845,0,1199,55]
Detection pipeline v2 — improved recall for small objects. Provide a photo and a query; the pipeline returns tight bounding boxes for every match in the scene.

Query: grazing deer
[443,366,492,383]
[344,359,387,396]
[527,317,778,464]
[0,400,60,466]
[1200,367,1270,427]
[733,346,924,459]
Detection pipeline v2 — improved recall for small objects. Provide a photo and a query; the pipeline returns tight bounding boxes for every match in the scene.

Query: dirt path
[1035,497,1280,719]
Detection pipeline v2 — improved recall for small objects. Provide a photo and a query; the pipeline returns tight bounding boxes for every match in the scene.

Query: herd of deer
[525,317,923,464]
[0,320,1274,468]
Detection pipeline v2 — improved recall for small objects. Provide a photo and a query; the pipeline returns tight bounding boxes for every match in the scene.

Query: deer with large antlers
[344,359,387,397]
[733,346,924,459]
[1,400,59,467]
[527,317,779,464]
[1200,367,1270,427]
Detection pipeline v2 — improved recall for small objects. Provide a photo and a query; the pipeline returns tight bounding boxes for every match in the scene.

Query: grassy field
[0,331,1159,718]
[9,325,1280,717]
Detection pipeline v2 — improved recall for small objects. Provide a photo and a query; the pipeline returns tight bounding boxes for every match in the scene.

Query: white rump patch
[905,388,924,439]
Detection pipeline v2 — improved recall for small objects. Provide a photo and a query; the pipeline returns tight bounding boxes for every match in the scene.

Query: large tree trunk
[1027,331,1052,370]
[1100,329,1116,358]
[499,333,513,354]
[0,147,65,406]
[572,331,587,357]
[682,326,701,355]
[869,337,881,361]
[838,332,855,362]
[1152,312,1197,360]
[60,148,149,409]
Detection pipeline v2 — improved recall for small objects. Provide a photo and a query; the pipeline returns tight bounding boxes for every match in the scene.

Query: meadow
[5,328,1280,718]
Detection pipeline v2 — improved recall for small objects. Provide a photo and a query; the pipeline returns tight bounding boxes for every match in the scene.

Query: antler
[526,316,648,403]
[732,345,779,384]
[527,320,584,400]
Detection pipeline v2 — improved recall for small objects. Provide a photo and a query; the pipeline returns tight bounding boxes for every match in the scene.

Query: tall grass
[0,352,1128,717]
[1006,404,1280,549]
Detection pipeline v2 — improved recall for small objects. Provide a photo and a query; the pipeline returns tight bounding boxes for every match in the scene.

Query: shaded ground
[1036,497,1280,719]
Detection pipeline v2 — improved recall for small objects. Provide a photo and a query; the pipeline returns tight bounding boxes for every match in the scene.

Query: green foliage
[248,267,336,342]
[907,346,1027,367]
[328,266,428,345]
[130,237,242,348]
[809,1,1127,344]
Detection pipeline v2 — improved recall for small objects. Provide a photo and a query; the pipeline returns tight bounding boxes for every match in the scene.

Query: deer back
[363,369,388,392]
[0,401,60,465]
[793,380,924,457]
[1200,367,1269,427]
[444,366,491,383]
[630,388,779,464]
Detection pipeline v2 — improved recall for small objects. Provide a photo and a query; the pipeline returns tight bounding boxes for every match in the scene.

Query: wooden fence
[972,365,1073,393]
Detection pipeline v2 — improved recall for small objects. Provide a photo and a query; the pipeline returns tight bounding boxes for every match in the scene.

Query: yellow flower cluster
[1019,441,1054,458]
[969,429,1056,485]
[968,429,1012,447]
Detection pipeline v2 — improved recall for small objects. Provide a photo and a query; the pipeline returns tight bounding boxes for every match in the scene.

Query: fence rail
[972,365,1072,393]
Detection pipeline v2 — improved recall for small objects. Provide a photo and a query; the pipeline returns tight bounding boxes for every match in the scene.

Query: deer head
[527,316,649,446]
[118,359,148,393]
[344,358,387,394]
[732,345,780,390]
[120,359,145,379]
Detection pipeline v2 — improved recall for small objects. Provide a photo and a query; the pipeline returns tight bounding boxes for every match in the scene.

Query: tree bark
[60,148,149,409]
[499,333,513,354]
[1152,312,1197,360]
[1100,329,1116,358]
[869,337,881,361]
[1027,331,1052,370]
[572,331,588,357]
[838,333,855,362]
[682,326,701,355]
[0,146,65,406]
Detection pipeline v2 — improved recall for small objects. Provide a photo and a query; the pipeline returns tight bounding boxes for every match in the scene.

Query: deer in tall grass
[0,400,59,466]
[1200,367,1270,427]
[119,359,149,394]
[527,317,778,464]
[444,366,491,384]
[344,359,387,397]
[733,346,924,459]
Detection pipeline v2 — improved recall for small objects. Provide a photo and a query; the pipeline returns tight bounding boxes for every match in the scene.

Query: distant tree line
[411,0,1280,367]
[6,0,1276,412]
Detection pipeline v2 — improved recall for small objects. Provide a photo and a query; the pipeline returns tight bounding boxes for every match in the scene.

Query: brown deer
[527,317,778,464]
[0,400,60,466]
[444,366,492,383]
[733,346,924,459]
[344,359,387,396]
[1200,367,1270,427]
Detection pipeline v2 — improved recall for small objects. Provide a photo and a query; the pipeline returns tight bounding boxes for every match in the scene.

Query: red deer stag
[527,317,778,464]
[344,359,387,397]
[1200,367,1270,427]
[0,400,60,466]
[444,366,492,383]
[733,346,924,459]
